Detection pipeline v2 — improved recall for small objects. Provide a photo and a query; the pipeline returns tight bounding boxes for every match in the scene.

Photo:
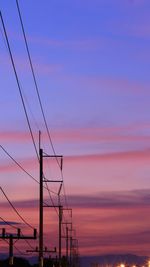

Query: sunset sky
[0,0,150,262]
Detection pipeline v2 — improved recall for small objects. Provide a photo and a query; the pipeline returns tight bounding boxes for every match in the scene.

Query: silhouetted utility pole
[62,222,72,265]
[0,228,36,265]
[39,148,43,267]
[66,226,69,262]
[39,141,63,267]
[69,227,77,267]
[71,238,79,267]
[70,236,73,267]
[62,224,69,265]
[59,205,63,265]
[43,203,63,267]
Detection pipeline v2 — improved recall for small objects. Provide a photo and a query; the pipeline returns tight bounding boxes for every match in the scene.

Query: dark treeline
[0,256,68,267]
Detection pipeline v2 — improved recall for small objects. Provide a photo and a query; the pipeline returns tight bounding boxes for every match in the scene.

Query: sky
[1,0,150,263]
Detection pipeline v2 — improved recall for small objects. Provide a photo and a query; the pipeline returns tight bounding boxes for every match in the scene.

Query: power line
[0,216,18,230]
[1,5,72,215]
[0,144,60,221]
[0,144,58,196]
[0,218,35,250]
[15,0,71,217]
[0,187,34,230]
[0,145,38,183]
[1,6,76,254]
[0,148,60,236]
[13,0,64,217]
[15,0,61,169]
[3,239,33,257]
[0,11,39,161]
[44,181,59,216]
[21,233,35,250]
[14,245,33,256]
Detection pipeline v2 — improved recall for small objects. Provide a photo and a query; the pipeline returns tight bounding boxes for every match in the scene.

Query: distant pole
[9,235,13,266]
[66,226,69,264]
[39,148,43,267]
[70,236,72,267]
[59,205,62,267]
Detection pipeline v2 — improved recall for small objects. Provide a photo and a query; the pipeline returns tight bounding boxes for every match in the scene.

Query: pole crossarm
[43,154,63,158]
[43,205,63,208]
[39,146,64,267]
[1,228,37,239]
[62,222,72,225]
[27,246,56,253]
[43,180,63,183]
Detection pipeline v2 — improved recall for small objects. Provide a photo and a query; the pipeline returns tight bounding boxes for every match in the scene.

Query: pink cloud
[1,121,150,146]
[0,147,150,175]
[7,30,100,51]
[0,131,32,142]
[1,190,150,257]
[0,156,37,173]
[65,149,150,162]
[60,73,150,94]
[1,53,63,75]
[104,6,150,40]
[51,128,150,144]
[28,36,99,51]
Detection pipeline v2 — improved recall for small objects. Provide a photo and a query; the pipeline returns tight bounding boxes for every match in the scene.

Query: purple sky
[0,0,150,259]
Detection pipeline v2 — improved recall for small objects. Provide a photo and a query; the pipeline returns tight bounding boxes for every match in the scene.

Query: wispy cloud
[1,122,150,145]
[1,53,63,75]
[0,131,32,142]
[1,189,150,256]
[60,73,150,94]
[67,189,150,209]
[65,149,150,163]
[2,188,150,210]
[0,156,37,173]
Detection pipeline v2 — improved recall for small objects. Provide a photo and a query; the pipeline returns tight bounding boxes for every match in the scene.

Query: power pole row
[39,147,63,267]
[0,142,78,267]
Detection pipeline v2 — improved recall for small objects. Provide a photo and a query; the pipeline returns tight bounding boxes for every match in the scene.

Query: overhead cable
[0,11,39,161]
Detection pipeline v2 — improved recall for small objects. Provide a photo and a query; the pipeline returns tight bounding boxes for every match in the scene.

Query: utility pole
[43,204,63,267]
[39,148,43,267]
[71,238,78,267]
[39,139,63,267]
[62,222,72,266]
[59,205,62,266]
[66,226,69,263]
[68,226,77,267]
[62,225,69,265]
[0,228,37,265]
[70,236,72,267]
